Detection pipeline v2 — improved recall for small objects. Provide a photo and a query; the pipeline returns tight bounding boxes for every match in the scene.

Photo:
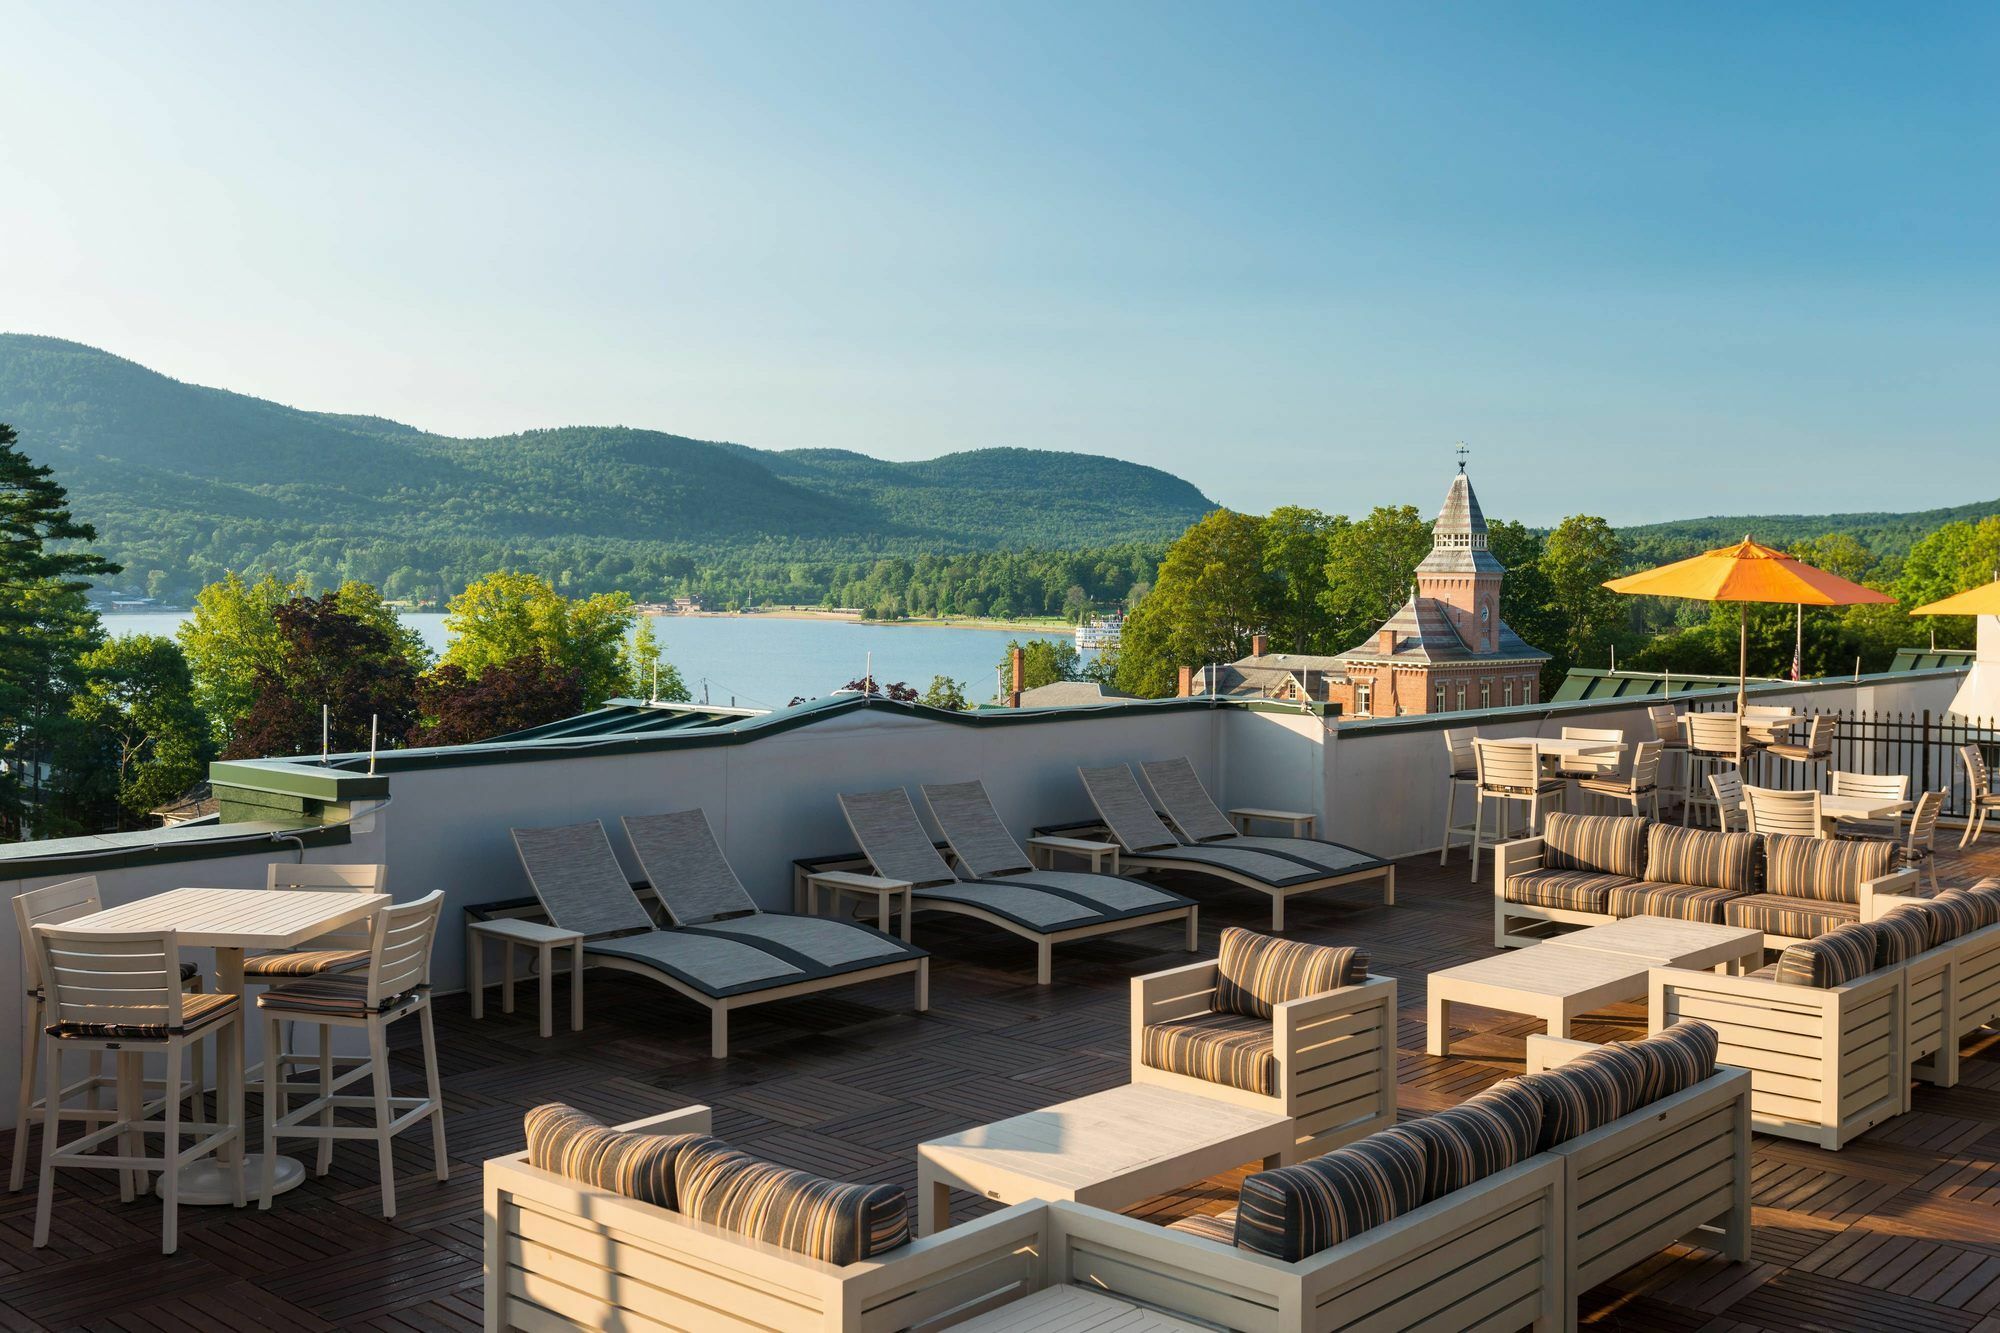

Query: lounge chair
[1079,764,1394,931]
[512,820,927,1058]
[1140,757,1400,879]
[837,787,1197,985]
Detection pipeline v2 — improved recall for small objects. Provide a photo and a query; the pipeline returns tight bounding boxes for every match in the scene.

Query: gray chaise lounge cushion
[621,809,763,926]
[1139,758,1389,878]
[1077,765,1365,888]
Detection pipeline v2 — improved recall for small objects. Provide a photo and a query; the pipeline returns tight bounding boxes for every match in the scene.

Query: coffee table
[915,1083,1292,1236]
[1427,946,1652,1057]
[1552,917,1764,975]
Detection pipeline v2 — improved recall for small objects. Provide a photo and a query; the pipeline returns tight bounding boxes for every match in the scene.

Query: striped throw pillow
[1618,1020,1718,1104]
[1214,927,1368,1020]
[1765,835,1897,905]
[524,1103,716,1212]
[1773,921,1879,988]
[1518,1042,1647,1150]
[676,1139,910,1265]
[1542,813,1648,878]
[1872,905,1935,964]
[1385,1078,1542,1204]
[1234,1130,1425,1262]
[1644,826,1757,893]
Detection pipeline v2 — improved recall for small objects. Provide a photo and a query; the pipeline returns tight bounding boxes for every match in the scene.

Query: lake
[104,612,1083,711]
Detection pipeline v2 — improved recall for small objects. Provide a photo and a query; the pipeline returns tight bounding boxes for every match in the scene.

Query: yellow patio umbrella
[1603,537,1893,714]
[1910,578,2000,618]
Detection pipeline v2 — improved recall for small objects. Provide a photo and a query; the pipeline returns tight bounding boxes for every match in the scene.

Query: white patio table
[65,885,388,1204]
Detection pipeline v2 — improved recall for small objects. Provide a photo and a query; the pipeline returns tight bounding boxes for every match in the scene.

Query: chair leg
[419,1006,448,1182]
[1440,781,1457,866]
[188,1027,204,1125]
[368,1020,396,1218]
[316,1024,334,1176]
[32,1036,61,1248]
[161,1046,181,1254]
[260,1013,281,1209]
[711,1006,729,1060]
[117,1054,144,1201]
[225,1024,245,1209]
[10,999,39,1192]
[1469,794,1484,884]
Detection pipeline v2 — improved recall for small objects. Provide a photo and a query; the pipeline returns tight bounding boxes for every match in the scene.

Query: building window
[1503,680,1515,707]
[1435,684,1447,713]
[1457,683,1467,711]
[1481,681,1491,709]
[1356,684,1370,716]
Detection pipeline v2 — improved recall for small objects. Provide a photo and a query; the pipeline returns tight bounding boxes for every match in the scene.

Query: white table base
[177,1152,304,1206]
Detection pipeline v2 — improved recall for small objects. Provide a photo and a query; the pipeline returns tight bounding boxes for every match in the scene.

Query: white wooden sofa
[1861,877,2000,1091]
[1129,930,1397,1163]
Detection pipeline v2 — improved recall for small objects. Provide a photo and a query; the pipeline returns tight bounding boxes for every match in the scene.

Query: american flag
[1791,648,1802,681]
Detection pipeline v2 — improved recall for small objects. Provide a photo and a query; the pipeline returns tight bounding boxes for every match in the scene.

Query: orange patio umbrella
[1603,537,1893,714]
[1910,578,2000,618]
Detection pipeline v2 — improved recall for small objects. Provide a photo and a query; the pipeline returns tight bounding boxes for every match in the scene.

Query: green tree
[1897,518,2000,648]
[920,676,972,711]
[1318,506,1429,652]
[1260,506,1336,653]
[0,421,118,834]
[1115,510,1271,697]
[999,638,1084,691]
[58,634,210,827]
[1538,515,1627,684]
[443,571,682,709]
[623,614,690,701]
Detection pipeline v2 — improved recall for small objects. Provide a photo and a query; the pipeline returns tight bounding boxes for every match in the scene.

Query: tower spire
[1455,442,1469,474]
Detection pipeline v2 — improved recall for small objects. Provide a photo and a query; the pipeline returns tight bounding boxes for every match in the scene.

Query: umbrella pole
[1738,603,1747,715]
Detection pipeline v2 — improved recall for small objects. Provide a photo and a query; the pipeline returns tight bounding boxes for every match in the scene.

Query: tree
[412,654,586,747]
[998,638,1083,692]
[1538,515,1627,687]
[920,676,972,711]
[0,421,118,834]
[1318,506,1429,652]
[1115,510,1272,697]
[224,593,421,759]
[441,571,668,708]
[1897,518,2000,648]
[1260,506,1337,653]
[839,676,917,702]
[622,614,690,701]
[56,635,210,828]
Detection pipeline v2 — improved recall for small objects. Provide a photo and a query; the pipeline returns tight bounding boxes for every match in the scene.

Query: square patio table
[1548,917,1764,974]
[1427,945,1653,1057]
[67,886,388,1204]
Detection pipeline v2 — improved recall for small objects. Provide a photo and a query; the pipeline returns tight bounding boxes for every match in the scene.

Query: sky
[2,2,1994,526]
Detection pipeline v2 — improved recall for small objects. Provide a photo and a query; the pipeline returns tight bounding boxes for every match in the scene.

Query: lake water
[104,612,1081,711]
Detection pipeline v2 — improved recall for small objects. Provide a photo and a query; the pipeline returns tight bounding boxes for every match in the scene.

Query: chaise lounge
[1078,764,1395,931]
[512,819,928,1058]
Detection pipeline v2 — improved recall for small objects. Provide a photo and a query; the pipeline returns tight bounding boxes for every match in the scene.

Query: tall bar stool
[1470,738,1565,884]
[1439,729,1480,865]
[259,891,447,1219]
[1765,714,1836,791]
[1746,785,1824,839]
[1960,745,1997,848]
[1649,704,1689,814]
[1555,726,1624,785]
[1683,713,1748,827]
[1578,740,1662,818]
[10,877,206,1192]
[1902,791,1946,893]
[1709,772,1747,832]
[30,925,244,1253]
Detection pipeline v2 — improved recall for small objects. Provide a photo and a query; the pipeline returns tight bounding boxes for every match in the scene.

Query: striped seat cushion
[243,948,370,977]
[1765,834,1897,905]
[1724,893,1858,940]
[1141,1013,1277,1095]
[1503,869,1627,915]
[1517,1042,1647,1150]
[1214,927,1367,1019]
[1541,813,1648,878]
[48,990,237,1039]
[1385,1077,1542,1203]
[255,974,422,1014]
[1773,921,1880,988]
[1926,891,1990,942]
[1873,905,1936,963]
[676,1139,910,1265]
[1644,826,1757,893]
[1617,1020,1719,1104]
[524,1103,715,1212]
[1233,1130,1425,1262]
[1606,881,1743,924]
[1165,1208,1239,1243]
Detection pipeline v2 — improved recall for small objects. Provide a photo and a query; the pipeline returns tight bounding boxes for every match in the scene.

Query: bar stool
[1439,729,1480,865]
[1709,772,1746,832]
[1746,785,1824,839]
[1470,738,1565,884]
[1683,714,1748,827]
[30,924,244,1253]
[1902,791,1946,893]
[259,891,447,1219]
[11,877,206,1193]
[1964,745,1998,848]
[1765,715,1836,791]
[1829,771,1910,841]
[1649,704,1688,814]
[1578,740,1662,818]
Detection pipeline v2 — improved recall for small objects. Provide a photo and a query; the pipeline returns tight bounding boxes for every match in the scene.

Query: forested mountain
[0,335,1213,603]
[1623,500,2000,564]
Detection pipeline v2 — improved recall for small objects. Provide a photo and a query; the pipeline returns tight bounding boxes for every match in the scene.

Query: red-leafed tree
[411,653,586,747]
[223,594,421,759]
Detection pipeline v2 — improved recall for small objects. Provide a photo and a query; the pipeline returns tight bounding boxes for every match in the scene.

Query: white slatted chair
[1650,703,1689,815]
[1684,714,1748,827]
[1709,771,1747,833]
[1556,726,1624,779]
[1470,739,1565,884]
[247,864,387,1125]
[1578,740,1663,818]
[1742,704,1794,748]
[1766,714,1836,789]
[10,878,206,1192]
[1831,771,1911,842]
[1439,728,1480,865]
[1746,785,1824,839]
[1964,745,1998,848]
[258,891,447,1219]
[1901,791,1946,894]
[29,924,244,1253]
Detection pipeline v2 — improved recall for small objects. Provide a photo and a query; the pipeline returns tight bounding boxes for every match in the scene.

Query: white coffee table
[1427,946,1653,1057]
[1552,917,1764,975]
[916,1083,1292,1236]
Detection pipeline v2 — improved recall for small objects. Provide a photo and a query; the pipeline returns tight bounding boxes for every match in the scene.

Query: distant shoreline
[645,607,1077,636]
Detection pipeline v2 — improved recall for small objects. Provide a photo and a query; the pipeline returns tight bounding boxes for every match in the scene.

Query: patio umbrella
[1910,578,2000,617]
[1603,537,1893,714]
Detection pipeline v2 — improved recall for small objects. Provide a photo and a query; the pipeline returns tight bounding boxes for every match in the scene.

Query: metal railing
[1688,702,1999,818]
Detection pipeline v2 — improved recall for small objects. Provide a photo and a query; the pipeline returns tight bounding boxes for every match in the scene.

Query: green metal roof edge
[0,819,353,881]
[207,758,391,802]
[233,692,1230,779]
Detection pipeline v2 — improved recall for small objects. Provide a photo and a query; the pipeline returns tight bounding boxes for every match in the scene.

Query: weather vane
[1455,442,1469,473]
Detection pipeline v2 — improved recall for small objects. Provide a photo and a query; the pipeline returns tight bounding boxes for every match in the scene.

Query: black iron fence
[1688,702,1999,819]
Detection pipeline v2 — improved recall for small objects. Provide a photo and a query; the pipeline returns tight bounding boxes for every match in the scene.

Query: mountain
[1622,500,2000,562]
[0,335,1214,601]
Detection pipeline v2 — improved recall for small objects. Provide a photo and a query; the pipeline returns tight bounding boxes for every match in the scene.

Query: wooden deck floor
[4,836,1999,1331]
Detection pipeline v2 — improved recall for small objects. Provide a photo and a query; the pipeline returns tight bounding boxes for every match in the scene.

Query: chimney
[1010,646,1024,708]
[1251,632,1269,658]
[1177,666,1194,698]
[1377,629,1397,655]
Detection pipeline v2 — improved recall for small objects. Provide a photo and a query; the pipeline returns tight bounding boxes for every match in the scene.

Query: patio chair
[1767,714,1837,789]
[1650,703,1690,813]
[10,877,207,1193]
[1138,757,1395,878]
[1439,729,1480,865]
[1746,785,1824,839]
[30,924,245,1253]
[1900,791,1946,893]
[1555,726,1624,780]
[1577,739,1662,818]
[842,785,1196,985]
[257,891,447,1219]
[1075,765,1394,930]
[1743,704,1795,747]
[1965,745,1999,848]
[513,822,928,1057]
[1831,771,1911,841]
[1710,771,1746,833]
[1684,714,1749,826]
[1471,738,1565,884]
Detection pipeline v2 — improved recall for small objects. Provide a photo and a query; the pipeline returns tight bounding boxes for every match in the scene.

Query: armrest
[1028,834,1117,852]
[1134,960,1222,1024]
[615,1105,713,1136]
[1493,836,1546,888]
[1859,868,1922,920]
[842,1199,1047,1299]
[1230,807,1316,835]
[1524,1034,1600,1072]
[1274,974,1395,1030]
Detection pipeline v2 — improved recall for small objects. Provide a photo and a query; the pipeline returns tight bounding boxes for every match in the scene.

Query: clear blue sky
[3,2,1993,525]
